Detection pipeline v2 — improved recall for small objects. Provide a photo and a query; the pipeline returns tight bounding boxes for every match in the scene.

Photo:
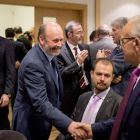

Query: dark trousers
[0,105,10,130]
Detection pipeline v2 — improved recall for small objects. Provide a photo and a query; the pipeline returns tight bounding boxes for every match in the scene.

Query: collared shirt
[81,87,110,124]
[67,41,89,85]
[133,63,140,89]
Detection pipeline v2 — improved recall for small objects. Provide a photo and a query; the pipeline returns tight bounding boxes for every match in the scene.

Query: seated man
[56,58,122,140]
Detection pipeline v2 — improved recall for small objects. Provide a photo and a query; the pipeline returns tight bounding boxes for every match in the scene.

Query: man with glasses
[74,17,140,140]
[97,17,135,96]
[56,21,92,117]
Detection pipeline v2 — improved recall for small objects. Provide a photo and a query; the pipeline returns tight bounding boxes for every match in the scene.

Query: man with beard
[56,21,92,117]
[12,22,87,140]
[56,58,122,140]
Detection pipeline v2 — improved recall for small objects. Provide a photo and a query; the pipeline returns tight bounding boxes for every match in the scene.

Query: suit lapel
[95,88,113,122]
[122,80,140,126]
[64,42,75,63]
[35,44,59,91]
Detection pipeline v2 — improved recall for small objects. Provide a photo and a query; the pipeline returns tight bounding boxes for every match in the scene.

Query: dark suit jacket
[12,44,72,140]
[17,35,32,51]
[56,88,122,140]
[109,46,135,96]
[56,42,92,115]
[89,37,117,62]
[92,77,140,140]
[0,37,15,98]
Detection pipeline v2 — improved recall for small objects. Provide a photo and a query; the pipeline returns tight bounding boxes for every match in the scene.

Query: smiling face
[91,61,114,94]
[39,22,64,56]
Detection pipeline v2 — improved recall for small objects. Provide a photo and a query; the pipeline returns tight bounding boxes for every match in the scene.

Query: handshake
[68,121,93,140]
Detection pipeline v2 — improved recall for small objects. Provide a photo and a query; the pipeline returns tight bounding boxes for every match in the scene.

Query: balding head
[97,24,110,37]
[29,27,34,38]
[38,22,64,56]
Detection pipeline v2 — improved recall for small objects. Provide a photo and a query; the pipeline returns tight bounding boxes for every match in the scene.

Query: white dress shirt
[67,41,89,85]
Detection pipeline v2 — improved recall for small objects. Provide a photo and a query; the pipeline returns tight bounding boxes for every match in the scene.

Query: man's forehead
[121,22,133,37]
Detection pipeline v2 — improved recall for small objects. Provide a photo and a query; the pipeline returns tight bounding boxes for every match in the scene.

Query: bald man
[29,27,35,47]
[12,22,85,140]
[89,24,116,62]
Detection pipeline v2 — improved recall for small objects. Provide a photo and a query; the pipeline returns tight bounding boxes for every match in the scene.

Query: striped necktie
[73,47,86,89]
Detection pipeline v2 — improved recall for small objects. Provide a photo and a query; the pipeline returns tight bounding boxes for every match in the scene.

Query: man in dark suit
[0,36,15,130]
[56,58,122,140]
[5,28,27,109]
[12,22,86,140]
[14,26,32,51]
[56,21,92,117]
[97,17,135,96]
[89,24,116,62]
[74,17,140,140]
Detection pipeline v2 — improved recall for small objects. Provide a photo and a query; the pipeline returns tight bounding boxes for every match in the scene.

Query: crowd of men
[0,14,140,140]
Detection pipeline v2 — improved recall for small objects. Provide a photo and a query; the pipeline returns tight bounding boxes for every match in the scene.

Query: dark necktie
[73,47,86,89]
[110,67,140,140]
[51,58,59,108]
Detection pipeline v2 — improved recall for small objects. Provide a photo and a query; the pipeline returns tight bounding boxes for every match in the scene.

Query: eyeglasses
[119,37,135,46]
[73,31,85,35]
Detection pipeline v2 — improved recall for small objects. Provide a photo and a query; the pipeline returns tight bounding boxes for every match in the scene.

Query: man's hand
[15,61,20,69]
[0,94,9,107]
[73,123,93,140]
[68,122,87,140]
[77,50,88,65]
[96,49,111,59]
[112,75,122,84]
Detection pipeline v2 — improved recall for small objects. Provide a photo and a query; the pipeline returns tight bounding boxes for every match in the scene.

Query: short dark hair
[92,58,115,74]
[89,30,97,41]
[37,24,46,42]
[5,28,14,38]
[24,31,32,41]
[14,26,23,34]
[65,21,81,38]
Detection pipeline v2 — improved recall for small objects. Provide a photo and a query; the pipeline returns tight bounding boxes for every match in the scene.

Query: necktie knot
[73,47,77,51]
[94,96,100,102]
[132,67,140,76]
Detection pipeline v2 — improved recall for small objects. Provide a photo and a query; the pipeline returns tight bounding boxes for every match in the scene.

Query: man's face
[120,22,137,66]
[91,61,114,94]
[70,25,84,45]
[29,28,34,39]
[40,25,64,56]
[110,24,121,45]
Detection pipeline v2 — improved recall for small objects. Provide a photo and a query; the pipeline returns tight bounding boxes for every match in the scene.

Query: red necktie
[73,47,86,89]
[110,67,140,140]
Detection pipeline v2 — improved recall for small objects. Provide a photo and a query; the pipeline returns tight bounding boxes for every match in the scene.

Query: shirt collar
[138,63,140,69]
[67,40,78,50]
[39,44,54,63]
[93,87,110,100]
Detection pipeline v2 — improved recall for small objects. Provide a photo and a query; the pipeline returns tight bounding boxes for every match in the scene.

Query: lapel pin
[107,100,109,102]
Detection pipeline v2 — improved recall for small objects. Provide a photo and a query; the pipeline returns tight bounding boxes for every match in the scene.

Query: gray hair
[97,27,110,35]
[131,19,140,38]
[110,17,128,31]
[65,21,81,38]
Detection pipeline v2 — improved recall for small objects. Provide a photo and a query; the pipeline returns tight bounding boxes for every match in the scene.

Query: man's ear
[134,37,140,51]
[67,32,72,38]
[39,35,45,45]
[112,74,115,81]
[90,70,94,78]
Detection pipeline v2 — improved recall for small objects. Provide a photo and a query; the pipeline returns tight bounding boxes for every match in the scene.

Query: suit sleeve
[18,43,27,63]
[56,54,81,82]
[92,117,115,140]
[109,47,132,77]
[24,61,72,134]
[4,40,16,94]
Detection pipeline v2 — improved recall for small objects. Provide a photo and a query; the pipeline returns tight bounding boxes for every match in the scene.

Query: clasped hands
[68,122,93,140]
